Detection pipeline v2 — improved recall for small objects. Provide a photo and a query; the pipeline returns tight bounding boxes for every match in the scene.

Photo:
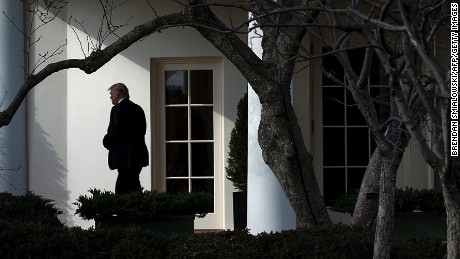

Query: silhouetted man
[103,83,149,194]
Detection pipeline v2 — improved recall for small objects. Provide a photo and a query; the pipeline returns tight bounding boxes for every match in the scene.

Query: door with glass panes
[153,58,222,229]
[312,47,389,204]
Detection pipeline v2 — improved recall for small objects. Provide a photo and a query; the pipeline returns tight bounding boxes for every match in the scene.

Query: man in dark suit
[103,83,149,194]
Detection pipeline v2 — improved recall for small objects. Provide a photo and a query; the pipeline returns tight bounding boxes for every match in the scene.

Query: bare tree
[1,0,455,257]
[329,0,452,257]
[302,3,412,257]
[303,1,451,257]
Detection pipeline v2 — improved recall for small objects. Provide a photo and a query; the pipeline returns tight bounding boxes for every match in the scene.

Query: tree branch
[0,12,189,127]
[186,1,269,92]
[397,0,449,98]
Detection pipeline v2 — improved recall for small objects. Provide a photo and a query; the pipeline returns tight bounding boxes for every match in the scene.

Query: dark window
[321,48,387,204]
[323,168,346,203]
[165,70,188,104]
[164,70,215,201]
[322,49,344,85]
[323,127,345,166]
[347,128,369,166]
[323,87,344,126]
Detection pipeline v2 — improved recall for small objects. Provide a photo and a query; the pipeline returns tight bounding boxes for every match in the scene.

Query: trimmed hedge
[74,189,214,220]
[0,192,63,227]
[395,187,445,213]
[0,221,446,258]
[0,191,447,258]
[331,187,446,215]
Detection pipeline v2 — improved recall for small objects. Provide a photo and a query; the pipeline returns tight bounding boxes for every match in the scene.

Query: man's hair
[108,83,130,98]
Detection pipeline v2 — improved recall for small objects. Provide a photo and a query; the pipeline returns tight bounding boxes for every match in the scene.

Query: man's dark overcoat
[103,99,149,170]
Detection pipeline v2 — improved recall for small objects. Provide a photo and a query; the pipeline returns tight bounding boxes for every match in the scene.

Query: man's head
[108,83,130,105]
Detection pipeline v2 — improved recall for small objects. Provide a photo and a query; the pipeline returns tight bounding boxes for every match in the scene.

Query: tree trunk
[351,148,381,229]
[373,151,397,259]
[188,3,330,227]
[440,157,460,258]
[353,127,410,229]
[258,82,331,227]
[371,119,409,258]
[443,185,460,258]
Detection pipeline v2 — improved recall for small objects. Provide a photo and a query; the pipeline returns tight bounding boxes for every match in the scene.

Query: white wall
[28,0,247,228]
[27,2,71,223]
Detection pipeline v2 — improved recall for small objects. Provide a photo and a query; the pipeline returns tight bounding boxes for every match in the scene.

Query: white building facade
[0,0,436,231]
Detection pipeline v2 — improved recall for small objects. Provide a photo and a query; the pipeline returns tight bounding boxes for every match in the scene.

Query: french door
[152,58,223,229]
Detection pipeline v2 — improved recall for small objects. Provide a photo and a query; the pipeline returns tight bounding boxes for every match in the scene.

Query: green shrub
[226,92,248,192]
[164,226,374,258]
[166,230,263,258]
[395,187,419,213]
[331,187,446,214]
[417,188,445,213]
[257,225,374,258]
[0,189,446,258]
[99,228,166,258]
[330,192,358,215]
[0,221,446,258]
[0,221,85,258]
[0,192,63,227]
[395,187,445,213]
[0,220,167,259]
[391,238,447,258]
[74,189,214,220]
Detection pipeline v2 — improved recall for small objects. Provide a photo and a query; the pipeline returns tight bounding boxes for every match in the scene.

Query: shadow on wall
[29,107,72,226]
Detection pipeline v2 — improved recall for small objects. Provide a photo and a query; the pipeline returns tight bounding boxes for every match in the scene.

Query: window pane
[192,179,214,212]
[323,168,345,204]
[323,127,345,166]
[370,87,390,124]
[165,70,188,104]
[346,91,366,126]
[191,107,213,140]
[347,49,365,77]
[323,87,344,126]
[346,48,387,85]
[191,143,214,176]
[322,48,344,85]
[347,128,369,166]
[166,143,188,177]
[166,107,188,140]
[166,179,189,193]
[347,168,366,193]
[370,55,386,85]
[191,179,214,193]
[191,70,213,104]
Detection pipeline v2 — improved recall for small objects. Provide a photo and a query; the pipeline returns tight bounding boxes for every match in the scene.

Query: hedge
[0,191,447,258]
[0,221,446,258]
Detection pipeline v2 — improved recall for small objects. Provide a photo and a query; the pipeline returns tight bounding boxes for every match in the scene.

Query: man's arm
[103,107,119,149]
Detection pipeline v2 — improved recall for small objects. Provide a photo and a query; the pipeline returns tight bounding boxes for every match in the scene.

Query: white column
[247,18,296,235]
[0,2,26,194]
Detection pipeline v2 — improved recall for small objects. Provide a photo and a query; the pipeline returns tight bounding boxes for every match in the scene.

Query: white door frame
[151,57,223,229]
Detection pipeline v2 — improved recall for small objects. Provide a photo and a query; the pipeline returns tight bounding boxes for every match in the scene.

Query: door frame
[151,57,223,229]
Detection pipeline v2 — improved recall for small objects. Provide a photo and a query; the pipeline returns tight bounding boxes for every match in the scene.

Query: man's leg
[116,167,142,194]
